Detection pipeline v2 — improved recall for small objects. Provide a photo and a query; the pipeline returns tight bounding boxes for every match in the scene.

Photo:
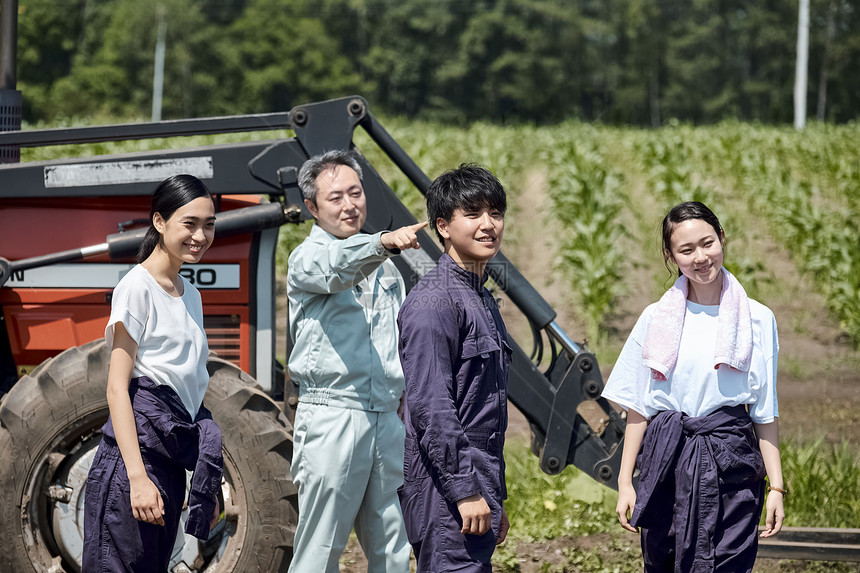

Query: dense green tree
[11,0,860,125]
[16,0,93,120]
[661,1,739,122]
[808,0,860,122]
[358,0,467,118]
[436,0,585,122]
[226,0,363,113]
[39,0,220,119]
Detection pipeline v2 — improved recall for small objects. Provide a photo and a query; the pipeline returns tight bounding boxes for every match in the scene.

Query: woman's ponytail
[137,226,162,263]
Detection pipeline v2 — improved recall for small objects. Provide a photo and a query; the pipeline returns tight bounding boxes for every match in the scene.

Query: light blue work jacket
[287,225,405,412]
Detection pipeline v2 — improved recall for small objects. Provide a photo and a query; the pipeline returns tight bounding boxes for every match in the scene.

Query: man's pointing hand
[381,221,429,253]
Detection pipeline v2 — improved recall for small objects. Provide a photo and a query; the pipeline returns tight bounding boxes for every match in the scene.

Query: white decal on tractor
[44,157,214,188]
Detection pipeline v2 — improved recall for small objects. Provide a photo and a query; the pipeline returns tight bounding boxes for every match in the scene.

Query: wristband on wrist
[767,486,787,496]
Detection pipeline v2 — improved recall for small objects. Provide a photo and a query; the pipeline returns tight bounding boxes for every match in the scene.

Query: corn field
[369,119,859,351]
[21,117,860,347]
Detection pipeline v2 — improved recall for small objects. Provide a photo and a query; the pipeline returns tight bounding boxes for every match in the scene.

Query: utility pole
[151,5,166,122]
[794,0,809,130]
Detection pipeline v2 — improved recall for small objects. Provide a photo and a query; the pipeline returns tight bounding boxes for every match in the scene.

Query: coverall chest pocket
[461,333,501,358]
[460,334,502,405]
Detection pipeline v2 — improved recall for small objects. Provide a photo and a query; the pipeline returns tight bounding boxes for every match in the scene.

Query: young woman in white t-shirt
[83,175,222,572]
[602,201,785,571]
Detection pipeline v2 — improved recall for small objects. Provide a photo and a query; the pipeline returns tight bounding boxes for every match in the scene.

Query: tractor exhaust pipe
[0,0,16,90]
[0,0,21,163]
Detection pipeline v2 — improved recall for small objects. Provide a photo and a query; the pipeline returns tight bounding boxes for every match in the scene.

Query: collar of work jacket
[438,253,490,293]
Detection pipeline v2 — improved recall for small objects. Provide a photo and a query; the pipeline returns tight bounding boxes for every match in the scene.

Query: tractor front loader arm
[0,96,626,488]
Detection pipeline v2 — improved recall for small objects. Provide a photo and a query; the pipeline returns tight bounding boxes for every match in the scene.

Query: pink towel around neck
[642,268,753,381]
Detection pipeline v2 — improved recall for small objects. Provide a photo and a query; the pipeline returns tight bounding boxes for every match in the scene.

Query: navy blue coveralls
[83,376,223,573]
[397,254,511,572]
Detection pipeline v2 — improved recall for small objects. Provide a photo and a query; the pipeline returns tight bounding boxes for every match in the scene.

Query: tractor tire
[0,340,298,572]
[204,354,298,572]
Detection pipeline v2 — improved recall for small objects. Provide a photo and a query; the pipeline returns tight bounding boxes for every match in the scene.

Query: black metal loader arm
[0,96,626,488]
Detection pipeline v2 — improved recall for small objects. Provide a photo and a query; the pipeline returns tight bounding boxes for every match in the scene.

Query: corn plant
[634,133,709,207]
[546,139,626,344]
[715,126,860,346]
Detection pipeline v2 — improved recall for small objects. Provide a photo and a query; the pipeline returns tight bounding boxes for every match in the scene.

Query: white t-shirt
[106,264,210,418]
[602,299,779,424]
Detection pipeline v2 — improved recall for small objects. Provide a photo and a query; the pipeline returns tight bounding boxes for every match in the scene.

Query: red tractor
[0,85,625,573]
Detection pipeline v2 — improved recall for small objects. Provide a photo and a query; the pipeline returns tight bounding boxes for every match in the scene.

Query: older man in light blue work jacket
[287,149,428,572]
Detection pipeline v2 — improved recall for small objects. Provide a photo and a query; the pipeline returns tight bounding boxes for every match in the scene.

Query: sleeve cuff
[374,231,399,256]
[184,496,215,540]
[105,314,144,346]
[601,393,648,419]
[440,472,483,504]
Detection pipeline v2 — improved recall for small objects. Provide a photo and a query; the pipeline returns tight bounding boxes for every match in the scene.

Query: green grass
[503,442,618,541]
[779,439,860,529]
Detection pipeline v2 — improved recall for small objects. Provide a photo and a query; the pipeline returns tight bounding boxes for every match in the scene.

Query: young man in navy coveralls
[397,164,511,572]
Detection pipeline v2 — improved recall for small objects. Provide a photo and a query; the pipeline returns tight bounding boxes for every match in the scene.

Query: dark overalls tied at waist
[631,405,766,573]
[101,376,223,539]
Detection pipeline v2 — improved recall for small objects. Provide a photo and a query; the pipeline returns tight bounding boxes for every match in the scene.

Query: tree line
[16,0,860,126]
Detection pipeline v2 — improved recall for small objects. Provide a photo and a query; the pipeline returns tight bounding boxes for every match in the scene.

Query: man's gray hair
[297,150,364,203]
